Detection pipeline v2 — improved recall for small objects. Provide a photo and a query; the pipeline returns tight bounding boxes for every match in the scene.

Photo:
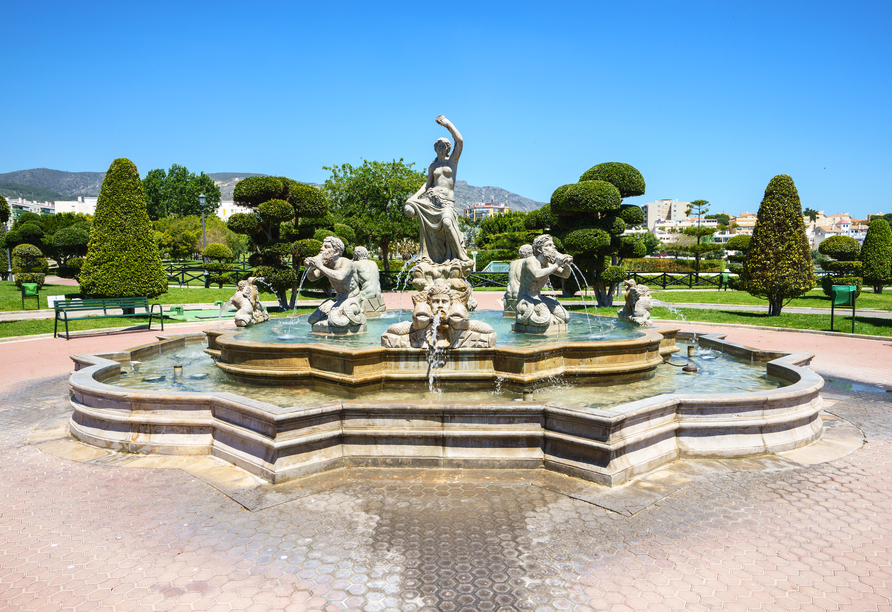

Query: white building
[55,196,98,216]
[5,198,54,227]
[641,199,689,230]
[215,200,254,222]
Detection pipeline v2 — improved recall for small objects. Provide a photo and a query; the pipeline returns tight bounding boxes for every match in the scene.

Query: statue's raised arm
[436,115,463,165]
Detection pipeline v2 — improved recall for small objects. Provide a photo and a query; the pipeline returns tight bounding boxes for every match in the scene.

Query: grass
[560,288,892,311]
[0,306,316,339]
[650,307,892,336]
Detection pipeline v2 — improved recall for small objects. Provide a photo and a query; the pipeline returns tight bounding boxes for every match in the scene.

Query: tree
[640,230,662,256]
[674,200,721,278]
[202,243,235,289]
[227,176,327,309]
[803,208,819,223]
[0,194,8,275]
[526,162,647,306]
[818,235,862,297]
[743,175,815,316]
[324,159,426,274]
[11,244,48,289]
[705,213,730,226]
[859,219,892,294]
[79,158,168,298]
[142,164,222,220]
[153,215,248,260]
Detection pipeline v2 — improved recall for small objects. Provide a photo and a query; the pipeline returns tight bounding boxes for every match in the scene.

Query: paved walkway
[1,299,892,611]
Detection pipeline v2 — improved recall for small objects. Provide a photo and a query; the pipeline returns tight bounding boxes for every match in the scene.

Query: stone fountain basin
[204,327,680,395]
[66,331,824,487]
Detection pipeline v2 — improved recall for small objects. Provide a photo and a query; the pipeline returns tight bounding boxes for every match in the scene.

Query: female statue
[403,115,471,264]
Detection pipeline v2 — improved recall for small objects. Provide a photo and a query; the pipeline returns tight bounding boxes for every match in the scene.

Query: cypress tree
[744,175,815,316]
[79,158,168,298]
[860,218,892,294]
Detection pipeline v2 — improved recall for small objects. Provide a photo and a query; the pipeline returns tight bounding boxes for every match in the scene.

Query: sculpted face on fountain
[381,279,496,349]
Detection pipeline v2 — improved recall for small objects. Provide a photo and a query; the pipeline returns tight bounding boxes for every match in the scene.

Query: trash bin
[830,284,857,333]
[20,283,39,310]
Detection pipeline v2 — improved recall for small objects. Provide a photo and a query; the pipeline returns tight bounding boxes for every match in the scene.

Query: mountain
[0,169,105,198]
[0,168,547,212]
[453,180,544,212]
[0,181,68,202]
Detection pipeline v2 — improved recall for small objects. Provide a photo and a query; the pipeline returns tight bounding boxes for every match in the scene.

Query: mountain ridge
[0,168,546,212]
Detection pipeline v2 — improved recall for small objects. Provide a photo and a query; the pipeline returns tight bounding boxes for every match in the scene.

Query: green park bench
[54,297,164,340]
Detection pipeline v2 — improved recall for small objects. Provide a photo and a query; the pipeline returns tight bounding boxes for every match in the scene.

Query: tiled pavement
[1,368,892,611]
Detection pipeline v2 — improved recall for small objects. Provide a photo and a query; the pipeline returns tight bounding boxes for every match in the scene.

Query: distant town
[2,191,884,252]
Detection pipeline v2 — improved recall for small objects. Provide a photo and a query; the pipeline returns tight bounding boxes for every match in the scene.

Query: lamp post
[199,194,209,288]
[6,247,11,282]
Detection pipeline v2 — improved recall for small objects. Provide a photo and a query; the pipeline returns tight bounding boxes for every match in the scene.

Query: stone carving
[403,115,473,281]
[381,280,496,349]
[352,247,386,317]
[501,244,533,315]
[230,277,269,327]
[305,237,366,334]
[514,235,573,334]
[617,279,654,327]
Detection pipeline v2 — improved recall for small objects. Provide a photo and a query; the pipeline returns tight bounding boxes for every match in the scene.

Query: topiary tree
[0,194,8,278]
[79,158,168,298]
[526,162,646,305]
[12,243,49,289]
[818,235,862,298]
[228,176,327,309]
[859,218,892,294]
[743,175,815,315]
[202,243,235,289]
[724,234,751,290]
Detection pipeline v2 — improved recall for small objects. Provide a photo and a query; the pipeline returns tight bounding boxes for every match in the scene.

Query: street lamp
[199,193,209,288]
[199,193,207,250]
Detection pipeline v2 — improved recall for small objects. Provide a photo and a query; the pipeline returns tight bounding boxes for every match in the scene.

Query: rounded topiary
[294,238,323,261]
[860,218,892,292]
[12,244,48,273]
[287,181,327,218]
[17,223,44,245]
[57,256,85,280]
[615,235,647,259]
[819,235,860,261]
[79,158,168,298]
[202,243,233,260]
[53,226,90,250]
[257,199,295,225]
[579,162,646,199]
[549,184,573,210]
[595,215,626,235]
[233,176,288,206]
[618,204,645,227]
[333,223,356,245]
[552,181,621,215]
[725,234,751,252]
[227,213,261,236]
[252,265,298,295]
[822,260,862,274]
[563,227,610,253]
[820,275,862,298]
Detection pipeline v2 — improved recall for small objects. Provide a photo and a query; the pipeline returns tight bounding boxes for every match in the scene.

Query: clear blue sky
[3,1,890,219]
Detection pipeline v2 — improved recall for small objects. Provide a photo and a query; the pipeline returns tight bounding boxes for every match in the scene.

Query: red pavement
[2,291,889,393]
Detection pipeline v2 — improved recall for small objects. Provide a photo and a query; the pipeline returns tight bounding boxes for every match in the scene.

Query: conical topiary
[860,218,892,294]
[79,158,168,298]
[743,175,815,315]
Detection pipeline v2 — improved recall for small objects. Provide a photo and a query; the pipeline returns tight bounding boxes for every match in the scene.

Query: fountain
[65,116,824,487]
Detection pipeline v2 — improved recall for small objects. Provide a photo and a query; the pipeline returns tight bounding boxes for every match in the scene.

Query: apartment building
[464,201,510,222]
[641,199,689,230]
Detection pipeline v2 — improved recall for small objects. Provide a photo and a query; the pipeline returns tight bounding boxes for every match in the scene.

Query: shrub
[818,235,862,297]
[578,162,646,198]
[12,243,48,289]
[743,175,815,315]
[202,243,234,260]
[79,158,168,298]
[202,242,235,288]
[820,275,862,299]
[859,218,892,293]
[57,256,85,280]
[529,162,647,306]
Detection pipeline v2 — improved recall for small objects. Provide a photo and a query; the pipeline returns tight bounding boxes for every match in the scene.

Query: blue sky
[3,1,890,218]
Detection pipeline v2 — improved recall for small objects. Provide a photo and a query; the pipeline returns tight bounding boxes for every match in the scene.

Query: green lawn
[649,306,892,336]
[650,288,892,310]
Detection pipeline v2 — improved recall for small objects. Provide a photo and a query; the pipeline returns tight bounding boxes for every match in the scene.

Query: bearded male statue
[514,234,573,334]
[305,236,366,334]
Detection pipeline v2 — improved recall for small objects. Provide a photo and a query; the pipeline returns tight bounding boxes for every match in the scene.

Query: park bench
[54,297,164,340]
